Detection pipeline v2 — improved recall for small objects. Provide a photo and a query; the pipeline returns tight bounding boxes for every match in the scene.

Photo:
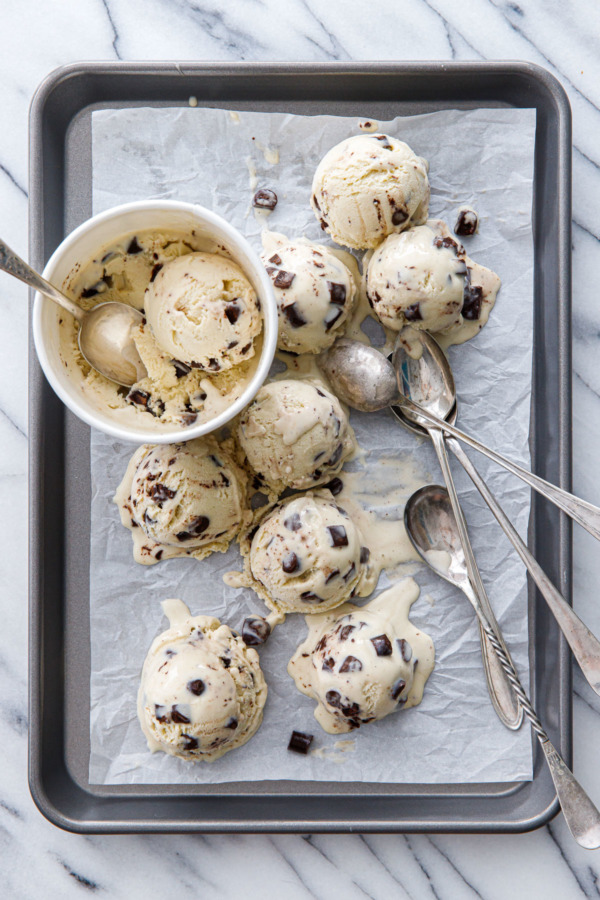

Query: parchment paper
[89,106,536,785]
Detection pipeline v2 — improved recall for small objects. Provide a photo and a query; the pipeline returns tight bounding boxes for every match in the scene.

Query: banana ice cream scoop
[138,598,267,762]
[115,436,251,565]
[366,220,501,338]
[237,378,355,495]
[260,236,356,354]
[144,251,261,371]
[288,579,434,734]
[247,491,375,616]
[311,134,430,251]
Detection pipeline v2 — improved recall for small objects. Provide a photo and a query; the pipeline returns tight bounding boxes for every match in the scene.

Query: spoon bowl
[317,337,397,411]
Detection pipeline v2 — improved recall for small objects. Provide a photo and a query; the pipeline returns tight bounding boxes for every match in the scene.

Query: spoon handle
[399,395,600,542]
[0,238,84,322]
[476,620,600,849]
[448,437,600,696]
[428,427,523,729]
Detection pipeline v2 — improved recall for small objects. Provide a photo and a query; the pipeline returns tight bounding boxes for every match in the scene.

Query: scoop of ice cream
[138,598,267,762]
[115,436,250,564]
[144,251,261,371]
[288,580,434,734]
[311,134,430,251]
[366,222,471,333]
[237,378,355,495]
[247,491,375,616]
[260,237,356,353]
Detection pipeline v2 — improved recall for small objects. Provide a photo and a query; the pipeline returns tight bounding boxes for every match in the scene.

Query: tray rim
[28,58,572,834]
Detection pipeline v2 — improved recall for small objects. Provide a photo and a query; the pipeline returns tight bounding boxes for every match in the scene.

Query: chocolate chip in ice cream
[391,205,409,226]
[226,717,238,729]
[284,512,302,532]
[324,477,344,496]
[127,236,143,255]
[187,679,205,696]
[288,730,314,754]
[282,551,300,573]
[181,734,199,751]
[171,706,191,724]
[391,678,407,700]
[371,634,393,656]
[225,302,242,325]
[374,134,393,150]
[127,388,151,409]
[327,525,348,547]
[252,188,278,210]
[324,306,344,331]
[269,253,282,265]
[360,547,370,564]
[322,656,335,671]
[397,638,413,662]
[339,655,363,673]
[339,624,355,641]
[404,303,422,322]
[149,483,177,505]
[172,359,192,378]
[267,268,295,290]
[281,302,307,329]
[462,283,483,320]
[300,591,322,603]
[176,515,210,541]
[241,615,271,646]
[149,263,163,282]
[454,208,478,236]
[325,568,340,583]
[327,282,347,305]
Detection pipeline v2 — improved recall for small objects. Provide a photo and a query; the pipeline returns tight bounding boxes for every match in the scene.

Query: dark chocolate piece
[241,616,271,646]
[371,634,393,656]
[397,639,413,662]
[339,624,355,641]
[269,253,282,265]
[226,717,238,729]
[225,302,241,325]
[300,591,322,603]
[282,551,300,573]
[454,209,478,237]
[284,512,302,532]
[176,515,209,541]
[322,657,335,672]
[339,655,362,673]
[171,706,191,724]
[327,525,348,547]
[327,282,347,305]
[403,303,422,322]
[172,359,192,378]
[324,306,344,331]
[374,134,393,149]
[253,188,278,210]
[127,388,151,408]
[391,678,407,701]
[462,283,483,320]
[324,477,343,496]
[288,730,314,755]
[282,302,306,329]
[149,483,176,504]
[360,546,370,564]
[181,735,198,751]
[126,236,143,255]
[149,263,163,282]
[187,679,205,696]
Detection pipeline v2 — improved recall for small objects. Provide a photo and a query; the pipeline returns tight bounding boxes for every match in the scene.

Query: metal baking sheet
[28,61,572,834]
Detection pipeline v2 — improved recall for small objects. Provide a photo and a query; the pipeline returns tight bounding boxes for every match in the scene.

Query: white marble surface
[2,0,600,896]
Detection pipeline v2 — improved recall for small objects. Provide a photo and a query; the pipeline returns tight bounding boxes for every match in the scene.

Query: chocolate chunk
[462,283,483,320]
[324,306,344,331]
[253,188,278,210]
[102,273,114,288]
[281,302,306,329]
[315,635,328,653]
[155,549,163,560]
[124,367,147,399]
[207,358,221,371]
[127,237,143,255]
[282,551,300,573]
[327,525,348,547]
[221,657,231,669]
[324,477,343,496]
[284,512,302,532]
[404,303,422,322]
[360,546,370,564]
[325,568,340,583]
[269,253,282,265]
[397,639,413,662]
[374,134,393,149]
[371,634,393,656]
[288,730,314,754]
[209,454,223,467]
[176,515,209,541]
[171,706,191,724]
[455,209,478,236]
[326,690,343,708]
[225,302,241,325]
[327,443,344,467]
[81,285,100,299]
[154,704,169,723]
[172,359,192,378]
[270,269,295,289]
[313,451,325,463]
[300,591,322,603]
[227,340,239,349]
[242,616,271,646]
[241,342,252,355]
[187,679,205,696]
[150,263,163,282]
[226,717,238,729]
[181,734,198,751]
[339,655,362,674]
[433,235,465,256]
[312,194,321,211]
[320,218,328,231]
[339,624,355,641]
[181,412,198,426]
[327,282,347,305]
[322,657,335,672]
[149,483,176,504]
[343,562,356,581]
[391,678,407,701]
[392,207,409,226]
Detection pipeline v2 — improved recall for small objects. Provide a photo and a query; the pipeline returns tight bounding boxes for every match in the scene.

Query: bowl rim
[32,199,278,444]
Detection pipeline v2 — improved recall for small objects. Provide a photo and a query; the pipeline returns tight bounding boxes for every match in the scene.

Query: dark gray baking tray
[28,61,572,834]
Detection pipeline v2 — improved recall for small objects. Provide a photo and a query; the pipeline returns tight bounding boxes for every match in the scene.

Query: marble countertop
[2,0,600,896]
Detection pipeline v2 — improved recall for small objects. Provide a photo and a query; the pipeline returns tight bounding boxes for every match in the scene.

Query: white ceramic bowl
[32,200,278,444]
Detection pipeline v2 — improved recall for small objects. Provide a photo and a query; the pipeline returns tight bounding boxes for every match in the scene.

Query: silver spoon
[0,238,147,387]
[392,328,600,697]
[405,484,600,850]
[319,338,523,729]
[319,337,600,542]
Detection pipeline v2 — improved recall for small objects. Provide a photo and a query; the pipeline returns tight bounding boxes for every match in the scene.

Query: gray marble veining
[3,0,600,896]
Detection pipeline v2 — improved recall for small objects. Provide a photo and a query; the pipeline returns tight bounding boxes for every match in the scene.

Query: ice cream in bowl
[32,200,278,443]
